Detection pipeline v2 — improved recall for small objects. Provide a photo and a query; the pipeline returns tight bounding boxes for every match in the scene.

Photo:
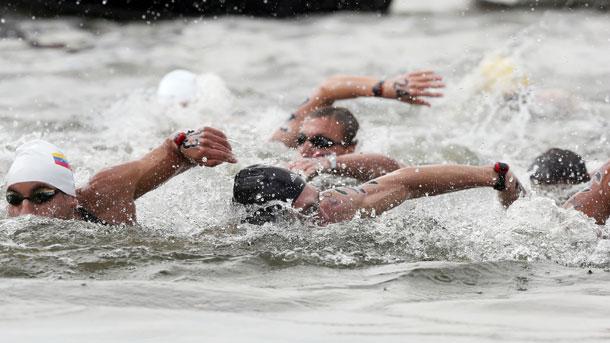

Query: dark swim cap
[233,165,307,205]
[529,148,590,185]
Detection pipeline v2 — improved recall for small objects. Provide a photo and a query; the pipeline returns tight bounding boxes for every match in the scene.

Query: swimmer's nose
[18,200,35,216]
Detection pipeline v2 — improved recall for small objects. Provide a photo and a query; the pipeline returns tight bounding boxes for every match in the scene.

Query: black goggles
[5,188,59,206]
[297,133,346,149]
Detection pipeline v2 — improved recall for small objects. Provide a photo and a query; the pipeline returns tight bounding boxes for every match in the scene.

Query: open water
[1,0,610,341]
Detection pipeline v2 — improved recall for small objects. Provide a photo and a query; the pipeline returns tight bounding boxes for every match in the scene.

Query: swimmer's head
[233,165,318,224]
[298,107,359,158]
[529,148,590,185]
[477,55,529,94]
[157,69,198,106]
[4,140,78,219]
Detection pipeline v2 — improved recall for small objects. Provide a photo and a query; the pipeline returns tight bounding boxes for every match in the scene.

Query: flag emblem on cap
[52,152,71,170]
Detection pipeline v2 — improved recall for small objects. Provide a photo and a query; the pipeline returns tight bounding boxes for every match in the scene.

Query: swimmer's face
[298,117,356,158]
[5,182,77,220]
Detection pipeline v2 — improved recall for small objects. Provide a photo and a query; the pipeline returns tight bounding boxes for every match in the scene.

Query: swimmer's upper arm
[334,153,404,181]
[81,139,188,205]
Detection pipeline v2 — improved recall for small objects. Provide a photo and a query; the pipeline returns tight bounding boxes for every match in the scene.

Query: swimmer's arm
[318,165,500,224]
[289,153,403,181]
[332,153,404,181]
[271,75,388,147]
[308,71,445,107]
[270,86,335,147]
[77,139,189,224]
[81,127,236,207]
[271,71,444,147]
[79,139,193,210]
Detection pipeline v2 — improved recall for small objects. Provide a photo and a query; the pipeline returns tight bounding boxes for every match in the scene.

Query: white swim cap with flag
[4,140,76,196]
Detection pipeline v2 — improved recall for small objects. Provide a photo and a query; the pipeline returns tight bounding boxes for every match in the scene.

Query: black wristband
[493,162,510,191]
[372,80,384,97]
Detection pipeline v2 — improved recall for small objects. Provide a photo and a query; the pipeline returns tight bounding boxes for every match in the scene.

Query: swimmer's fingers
[186,147,237,166]
[400,97,431,107]
[408,70,443,80]
[201,148,238,165]
[200,139,233,155]
[412,81,446,89]
[186,127,233,151]
[201,131,233,151]
[409,90,444,98]
[203,159,226,167]
[288,161,309,171]
[410,74,443,83]
[289,159,327,179]
[289,160,316,172]
[408,70,436,77]
[201,127,228,140]
[199,127,233,150]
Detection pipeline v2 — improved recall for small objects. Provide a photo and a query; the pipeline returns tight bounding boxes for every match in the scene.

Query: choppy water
[1,0,610,341]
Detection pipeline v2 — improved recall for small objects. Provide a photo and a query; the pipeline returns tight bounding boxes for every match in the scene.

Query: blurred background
[1,1,610,342]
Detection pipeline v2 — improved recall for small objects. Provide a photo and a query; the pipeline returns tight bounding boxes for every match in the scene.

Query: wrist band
[372,80,384,97]
[493,162,510,191]
[174,130,199,149]
[174,132,187,147]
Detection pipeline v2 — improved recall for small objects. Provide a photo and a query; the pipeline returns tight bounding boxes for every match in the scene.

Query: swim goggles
[6,188,59,206]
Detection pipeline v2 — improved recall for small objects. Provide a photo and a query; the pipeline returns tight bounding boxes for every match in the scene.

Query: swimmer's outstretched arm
[271,71,445,147]
[289,153,404,181]
[78,127,236,224]
[563,160,610,225]
[317,164,521,224]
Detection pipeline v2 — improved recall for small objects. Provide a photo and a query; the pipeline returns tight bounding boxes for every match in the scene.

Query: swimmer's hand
[176,127,238,167]
[382,70,445,106]
[288,157,330,180]
[497,170,526,208]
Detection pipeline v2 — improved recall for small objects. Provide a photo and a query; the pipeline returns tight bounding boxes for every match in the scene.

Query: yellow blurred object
[478,55,530,93]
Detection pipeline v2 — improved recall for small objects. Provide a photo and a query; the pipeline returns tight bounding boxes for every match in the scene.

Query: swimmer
[271,71,445,181]
[528,148,610,225]
[563,159,610,225]
[528,148,591,205]
[529,148,590,185]
[233,162,523,225]
[4,128,237,224]
[157,69,198,107]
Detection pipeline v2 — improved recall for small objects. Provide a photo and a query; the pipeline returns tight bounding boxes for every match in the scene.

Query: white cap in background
[157,69,198,105]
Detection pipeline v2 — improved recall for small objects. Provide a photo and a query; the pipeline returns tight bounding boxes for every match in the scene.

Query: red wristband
[174,132,187,147]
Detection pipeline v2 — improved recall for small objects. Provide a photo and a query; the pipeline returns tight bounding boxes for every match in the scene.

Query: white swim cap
[157,69,198,104]
[4,140,76,196]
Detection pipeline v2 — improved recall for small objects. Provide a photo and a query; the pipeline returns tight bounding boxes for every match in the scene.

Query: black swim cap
[529,148,590,185]
[233,165,307,205]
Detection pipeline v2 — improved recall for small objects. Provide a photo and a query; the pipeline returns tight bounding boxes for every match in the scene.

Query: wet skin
[298,117,355,158]
[6,181,77,220]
